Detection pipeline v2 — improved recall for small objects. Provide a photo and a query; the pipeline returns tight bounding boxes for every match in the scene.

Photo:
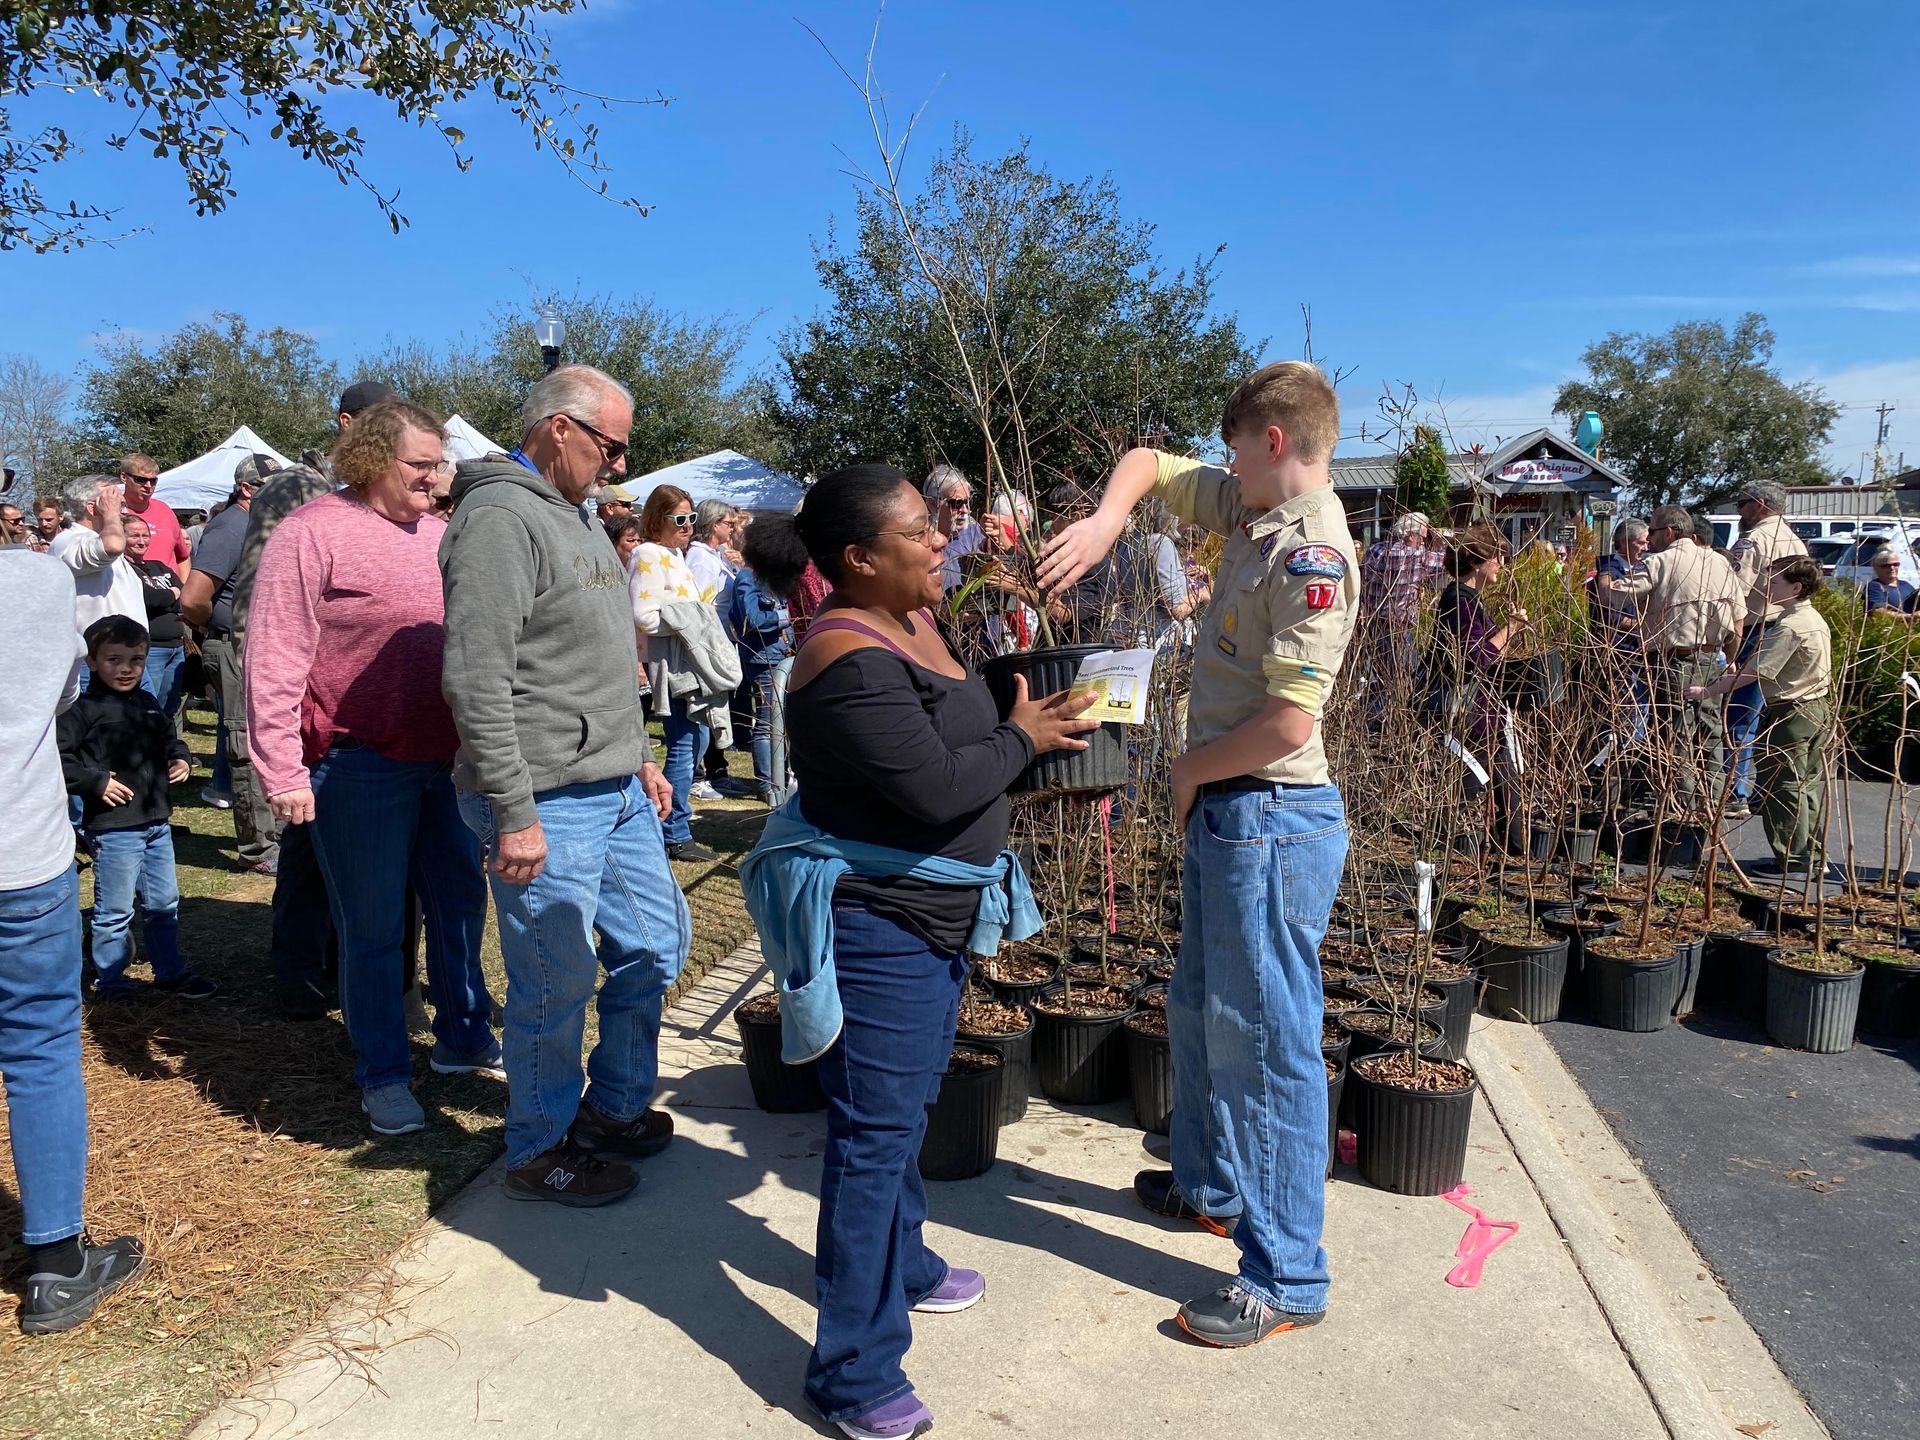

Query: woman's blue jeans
[140,642,187,721]
[744,662,777,787]
[308,746,494,1091]
[660,696,707,846]
[805,901,965,1424]
[1168,784,1346,1316]
[86,823,184,988]
[0,865,88,1244]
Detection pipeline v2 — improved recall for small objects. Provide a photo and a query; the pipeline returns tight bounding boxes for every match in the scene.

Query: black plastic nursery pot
[955,1002,1036,1126]
[1725,931,1781,1022]
[1123,1012,1174,1135]
[1031,984,1135,1104]
[1583,943,1683,1032]
[982,645,1131,795]
[734,998,827,1114]
[1477,933,1571,1024]
[1672,935,1706,1018]
[1416,970,1476,1061]
[1325,1059,1346,1179]
[1694,930,1748,1012]
[918,1045,1005,1181]
[1351,1051,1478,1196]
[1859,954,1920,1038]
[977,951,1063,1007]
[1764,956,1865,1055]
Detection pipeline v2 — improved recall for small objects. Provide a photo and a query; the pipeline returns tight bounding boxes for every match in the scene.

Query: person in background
[34,497,66,546]
[604,513,642,569]
[728,515,802,801]
[1724,481,1809,816]
[741,466,1097,1439]
[49,475,143,689]
[1689,555,1833,877]
[57,616,217,999]
[0,500,32,550]
[926,464,982,594]
[632,483,740,857]
[1,549,147,1336]
[1864,551,1917,617]
[118,453,192,585]
[123,514,189,723]
[248,401,499,1137]
[596,481,637,524]
[688,498,754,798]
[442,363,689,1207]
[1109,496,1206,648]
[181,456,276,873]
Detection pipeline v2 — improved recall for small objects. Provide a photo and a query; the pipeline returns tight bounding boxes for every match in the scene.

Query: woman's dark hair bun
[793,463,914,584]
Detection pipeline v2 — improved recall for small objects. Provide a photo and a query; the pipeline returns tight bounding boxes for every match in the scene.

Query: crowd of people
[0,348,1852,1440]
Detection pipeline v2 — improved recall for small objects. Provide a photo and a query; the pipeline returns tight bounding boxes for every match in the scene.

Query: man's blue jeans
[805,901,964,1424]
[1168,784,1346,1316]
[86,823,184,989]
[309,746,494,1091]
[141,642,187,721]
[1725,627,1764,803]
[660,697,706,846]
[457,775,689,1168]
[0,866,88,1244]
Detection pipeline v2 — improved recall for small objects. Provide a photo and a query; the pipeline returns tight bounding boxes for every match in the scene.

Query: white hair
[1390,512,1430,539]
[59,474,112,522]
[521,364,633,436]
[987,490,1031,522]
[924,464,971,502]
[1614,519,1649,551]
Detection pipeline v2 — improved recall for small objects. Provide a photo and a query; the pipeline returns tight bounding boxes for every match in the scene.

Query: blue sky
[6,0,1918,474]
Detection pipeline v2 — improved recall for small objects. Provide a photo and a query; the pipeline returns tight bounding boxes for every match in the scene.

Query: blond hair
[331,401,447,494]
[1218,361,1340,464]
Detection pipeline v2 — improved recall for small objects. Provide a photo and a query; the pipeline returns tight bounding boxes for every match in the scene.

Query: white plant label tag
[1503,709,1525,774]
[1903,672,1920,702]
[1447,736,1490,784]
[1588,735,1616,770]
[1414,860,1435,932]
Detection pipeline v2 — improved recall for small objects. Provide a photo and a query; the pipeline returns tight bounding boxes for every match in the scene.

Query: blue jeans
[0,866,88,1244]
[659,697,706,846]
[1726,627,1763,802]
[141,642,187,722]
[457,775,689,1168]
[806,901,966,1423]
[86,823,184,988]
[1169,784,1346,1315]
[309,746,494,1091]
[743,662,777,788]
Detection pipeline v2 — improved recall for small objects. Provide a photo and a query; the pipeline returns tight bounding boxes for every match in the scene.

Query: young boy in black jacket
[58,616,218,999]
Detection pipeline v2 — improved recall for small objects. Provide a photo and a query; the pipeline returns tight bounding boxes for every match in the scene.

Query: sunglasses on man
[560,413,628,464]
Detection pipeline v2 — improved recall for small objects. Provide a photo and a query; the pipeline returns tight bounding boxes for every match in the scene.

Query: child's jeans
[86,823,184,989]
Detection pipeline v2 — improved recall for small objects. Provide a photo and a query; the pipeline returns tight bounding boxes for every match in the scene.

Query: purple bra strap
[799,615,918,664]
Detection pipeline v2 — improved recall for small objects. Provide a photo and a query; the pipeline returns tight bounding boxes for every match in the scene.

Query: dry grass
[0,706,765,1440]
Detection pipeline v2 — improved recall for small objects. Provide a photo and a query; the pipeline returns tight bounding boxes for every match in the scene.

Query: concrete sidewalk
[194,943,1822,1440]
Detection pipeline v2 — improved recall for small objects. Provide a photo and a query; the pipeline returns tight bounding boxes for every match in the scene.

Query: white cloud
[1801,255,1920,279]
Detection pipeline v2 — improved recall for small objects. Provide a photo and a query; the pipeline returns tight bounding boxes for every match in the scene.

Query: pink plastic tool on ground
[1439,1183,1518,1288]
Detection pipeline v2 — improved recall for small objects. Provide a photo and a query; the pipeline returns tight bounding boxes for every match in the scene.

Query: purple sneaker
[836,1391,934,1440]
[911,1266,984,1314]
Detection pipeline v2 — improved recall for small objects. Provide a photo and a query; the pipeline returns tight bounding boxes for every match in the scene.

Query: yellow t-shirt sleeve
[1261,655,1329,714]
[1152,451,1239,535]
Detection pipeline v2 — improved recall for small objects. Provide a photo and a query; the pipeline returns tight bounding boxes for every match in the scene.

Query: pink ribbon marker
[1439,1183,1518,1288]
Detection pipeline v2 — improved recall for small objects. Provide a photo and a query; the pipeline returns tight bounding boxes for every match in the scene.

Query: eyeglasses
[397,456,444,477]
[867,521,936,547]
[560,413,629,464]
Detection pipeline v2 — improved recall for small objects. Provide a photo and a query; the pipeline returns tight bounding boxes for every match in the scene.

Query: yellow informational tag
[1070,648,1156,725]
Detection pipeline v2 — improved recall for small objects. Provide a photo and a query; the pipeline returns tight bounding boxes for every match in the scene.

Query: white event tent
[444,414,507,461]
[628,449,806,511]
[153,426,294,515]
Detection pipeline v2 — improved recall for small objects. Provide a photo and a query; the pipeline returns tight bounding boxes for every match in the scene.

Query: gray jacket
[440,457,651,833]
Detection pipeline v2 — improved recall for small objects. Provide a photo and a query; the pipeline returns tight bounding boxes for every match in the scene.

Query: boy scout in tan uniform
[1036,361,1356,1349]
[1724,481,1810,811]
[1690,555,1831,873]
[1601,504,1745,811]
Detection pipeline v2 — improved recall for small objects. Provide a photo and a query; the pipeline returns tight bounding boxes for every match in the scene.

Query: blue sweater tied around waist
[739,799,1043,1063]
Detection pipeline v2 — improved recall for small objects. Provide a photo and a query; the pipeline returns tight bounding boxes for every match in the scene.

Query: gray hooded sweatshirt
[440,456,650,833]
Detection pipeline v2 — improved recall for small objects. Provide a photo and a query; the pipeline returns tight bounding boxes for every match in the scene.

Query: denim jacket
[739,799,1043,1063]
[728,567,793,669]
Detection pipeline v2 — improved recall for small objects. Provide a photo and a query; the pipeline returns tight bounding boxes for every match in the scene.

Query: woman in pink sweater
[246,402,498,1138]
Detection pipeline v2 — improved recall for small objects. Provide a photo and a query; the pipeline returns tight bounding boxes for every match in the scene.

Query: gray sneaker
[362,1083,426,1136]
[1176,1284,1325,1347]
[430,1036,506,1079]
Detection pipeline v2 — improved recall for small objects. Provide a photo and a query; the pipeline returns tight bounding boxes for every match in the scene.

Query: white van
[1704,513,1913,552]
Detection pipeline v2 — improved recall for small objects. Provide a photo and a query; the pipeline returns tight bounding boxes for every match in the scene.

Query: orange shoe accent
[1194,1214,1233,1239]
[1175,1312,1311,1348]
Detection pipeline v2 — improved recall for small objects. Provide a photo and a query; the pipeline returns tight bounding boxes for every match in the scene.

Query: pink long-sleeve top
[245,491,457,797]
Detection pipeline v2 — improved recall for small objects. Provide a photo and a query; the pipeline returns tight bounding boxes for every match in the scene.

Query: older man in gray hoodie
[441,364,689,1208]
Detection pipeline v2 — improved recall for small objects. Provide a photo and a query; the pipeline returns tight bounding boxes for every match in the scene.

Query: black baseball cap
[338,380,402,417]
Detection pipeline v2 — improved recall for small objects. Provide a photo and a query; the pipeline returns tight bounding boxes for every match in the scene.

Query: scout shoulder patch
[1305,579,1337,610]
[1284,543,1347,580]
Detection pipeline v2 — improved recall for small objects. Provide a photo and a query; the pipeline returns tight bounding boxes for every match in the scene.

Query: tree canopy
[1394,425,1451,524]
[1,1,658,252]
[1553,313,1840,508]
[764,134,1260,494]
[78,312,343,465]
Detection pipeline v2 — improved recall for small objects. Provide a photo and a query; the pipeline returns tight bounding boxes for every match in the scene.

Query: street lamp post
[535,304,566,373]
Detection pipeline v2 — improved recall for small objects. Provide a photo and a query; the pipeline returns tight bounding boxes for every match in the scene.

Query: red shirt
[244,492,458,796]
[127,495,191,570]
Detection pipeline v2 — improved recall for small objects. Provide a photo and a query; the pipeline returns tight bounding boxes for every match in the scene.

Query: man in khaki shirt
[1600,504,1745,813]
[1723,481,1809,812]
[1037,361,1354,1349]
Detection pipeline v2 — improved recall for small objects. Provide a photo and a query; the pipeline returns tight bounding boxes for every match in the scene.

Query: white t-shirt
[686,541,738,622]
[0,551,85,890]
[50,524,147,640]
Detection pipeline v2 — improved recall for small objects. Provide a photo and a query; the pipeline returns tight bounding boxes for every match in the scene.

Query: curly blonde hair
[331,401,447,494]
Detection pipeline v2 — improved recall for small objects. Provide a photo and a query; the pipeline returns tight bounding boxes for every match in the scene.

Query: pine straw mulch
[0,713,767,1440]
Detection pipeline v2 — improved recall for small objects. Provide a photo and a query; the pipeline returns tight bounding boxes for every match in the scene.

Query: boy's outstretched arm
[1035,447,1163,593]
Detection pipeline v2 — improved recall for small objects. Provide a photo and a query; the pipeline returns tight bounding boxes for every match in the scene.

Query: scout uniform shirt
[1607,539,1744,654]
[1749,599,1831,705]
[1729,514,1808,628]
[1153,452,1359,786]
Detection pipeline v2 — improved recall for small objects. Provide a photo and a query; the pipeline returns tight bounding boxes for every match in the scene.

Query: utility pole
[1871,401,1897,485]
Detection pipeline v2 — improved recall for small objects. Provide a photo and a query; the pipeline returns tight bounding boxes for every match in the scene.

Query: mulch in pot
[957,995,1031,1036]
[1356,1050,1474,1092]
[1031,983,1134,1018]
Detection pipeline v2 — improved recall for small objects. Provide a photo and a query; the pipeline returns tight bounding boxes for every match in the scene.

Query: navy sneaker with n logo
[504,1138,637,1207]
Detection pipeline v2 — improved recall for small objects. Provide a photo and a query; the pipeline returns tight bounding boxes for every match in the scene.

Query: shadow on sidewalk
[438,1062,1228,1427]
